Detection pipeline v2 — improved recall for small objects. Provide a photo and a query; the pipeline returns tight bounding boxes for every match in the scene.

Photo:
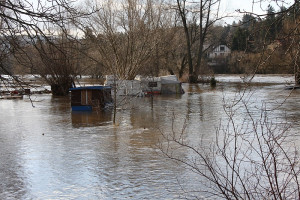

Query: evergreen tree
[241,14,256,29]
[232,27,250,51]
[265,5,276,41]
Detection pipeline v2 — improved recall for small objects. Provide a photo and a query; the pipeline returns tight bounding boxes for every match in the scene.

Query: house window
[220,46,225,51]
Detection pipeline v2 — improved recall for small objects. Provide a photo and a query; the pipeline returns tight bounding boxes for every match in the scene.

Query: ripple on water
[1,76,300,199]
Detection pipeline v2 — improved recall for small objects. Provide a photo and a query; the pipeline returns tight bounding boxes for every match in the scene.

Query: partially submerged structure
[104,75,184,96]
[69,86,112,111]
[158,75,185,94]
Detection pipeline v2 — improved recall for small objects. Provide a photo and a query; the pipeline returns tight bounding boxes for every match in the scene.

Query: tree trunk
[177,0,194,83]
[295,66,300,85]
[113,79,117,125]
[50,77,73,96]
[194,0,212,83]
[179,55,186,79]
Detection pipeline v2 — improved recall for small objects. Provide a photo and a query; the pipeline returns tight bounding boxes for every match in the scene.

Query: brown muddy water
[0,75,300,199]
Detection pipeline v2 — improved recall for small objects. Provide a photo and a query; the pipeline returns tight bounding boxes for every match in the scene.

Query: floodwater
[0,75,299,199]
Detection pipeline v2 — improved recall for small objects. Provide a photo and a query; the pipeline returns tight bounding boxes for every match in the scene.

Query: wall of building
[208,45,231,58]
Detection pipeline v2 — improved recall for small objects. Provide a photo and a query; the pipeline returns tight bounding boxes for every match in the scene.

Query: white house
[208,45,231,58]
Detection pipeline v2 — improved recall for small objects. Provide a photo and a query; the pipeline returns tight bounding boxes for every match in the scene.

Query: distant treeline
[2,1,300,82]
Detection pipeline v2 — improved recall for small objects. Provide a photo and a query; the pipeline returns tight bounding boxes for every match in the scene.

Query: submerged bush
[210,77,217,87]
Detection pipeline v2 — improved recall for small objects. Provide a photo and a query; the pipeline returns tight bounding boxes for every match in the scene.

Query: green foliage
[265,5,276,41]
[288,0,300,18]
[241,14,256,29]
[231,27,250,51]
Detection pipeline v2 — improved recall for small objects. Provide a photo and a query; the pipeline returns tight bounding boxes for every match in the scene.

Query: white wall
[208,45,231,58]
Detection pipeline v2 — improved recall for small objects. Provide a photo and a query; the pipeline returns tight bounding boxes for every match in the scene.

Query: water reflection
[71,111,112,127]
[0,76,300,199]
[0,130,28,200]
[49,95,70,113]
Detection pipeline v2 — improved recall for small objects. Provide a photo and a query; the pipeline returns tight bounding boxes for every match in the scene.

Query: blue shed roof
[69,86,111,91]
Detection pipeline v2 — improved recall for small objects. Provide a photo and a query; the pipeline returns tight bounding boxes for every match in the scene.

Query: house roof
[69,86,111,91]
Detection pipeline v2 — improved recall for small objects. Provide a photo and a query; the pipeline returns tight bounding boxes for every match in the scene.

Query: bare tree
[174,0,222,83]
[231,0,300,86]
[79,0,173,124]
[35,33,82,95]
[159,1,300,199]
[81,0,168,80]
[0,0,93,95]
[159,94,300,199]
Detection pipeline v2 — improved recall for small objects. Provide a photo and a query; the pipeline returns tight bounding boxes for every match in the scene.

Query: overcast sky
[219,0,294,24]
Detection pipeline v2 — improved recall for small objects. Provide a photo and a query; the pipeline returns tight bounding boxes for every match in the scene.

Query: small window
[148,82,157,87]
[220,46,225,51]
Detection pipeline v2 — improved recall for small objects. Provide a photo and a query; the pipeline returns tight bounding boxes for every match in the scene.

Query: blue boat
[69,86,112,111]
